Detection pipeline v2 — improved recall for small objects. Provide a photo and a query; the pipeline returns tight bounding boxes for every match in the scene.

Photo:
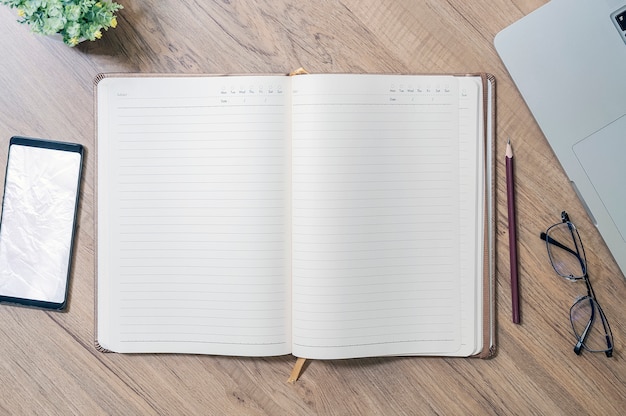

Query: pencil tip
[506,138,513,158]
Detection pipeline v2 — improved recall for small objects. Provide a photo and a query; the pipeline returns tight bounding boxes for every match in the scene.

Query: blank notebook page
[290,74,481,359]
[97,76,292,356]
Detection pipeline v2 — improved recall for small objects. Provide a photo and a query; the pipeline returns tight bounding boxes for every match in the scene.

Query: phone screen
[0,137,83,309]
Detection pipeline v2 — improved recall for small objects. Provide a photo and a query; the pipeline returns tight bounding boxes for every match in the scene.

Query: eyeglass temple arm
[574,328,590,356]
[605,336,614,357]
[540,232,579,258]
[594,299,615,357]
[604,330,614,357]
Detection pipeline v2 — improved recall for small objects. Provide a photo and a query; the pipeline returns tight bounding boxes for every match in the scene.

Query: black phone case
[0,136,83,310]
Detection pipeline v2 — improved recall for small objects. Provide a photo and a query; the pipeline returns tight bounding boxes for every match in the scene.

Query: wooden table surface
[1,1,625,414]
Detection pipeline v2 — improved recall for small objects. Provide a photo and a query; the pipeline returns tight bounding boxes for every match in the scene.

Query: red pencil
[506,139,520,324]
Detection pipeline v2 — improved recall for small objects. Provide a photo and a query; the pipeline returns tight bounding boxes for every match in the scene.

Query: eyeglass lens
[546,222,586,279]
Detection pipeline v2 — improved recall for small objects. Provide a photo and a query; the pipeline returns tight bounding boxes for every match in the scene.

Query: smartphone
[0,137,84,310]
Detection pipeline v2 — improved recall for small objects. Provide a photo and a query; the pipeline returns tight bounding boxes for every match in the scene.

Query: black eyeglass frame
[540,211,614,357]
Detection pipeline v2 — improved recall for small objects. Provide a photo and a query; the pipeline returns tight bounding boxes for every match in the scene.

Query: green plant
[0,0,123,46]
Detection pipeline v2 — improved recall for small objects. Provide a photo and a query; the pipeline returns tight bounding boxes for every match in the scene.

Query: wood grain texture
[1,1,625,414]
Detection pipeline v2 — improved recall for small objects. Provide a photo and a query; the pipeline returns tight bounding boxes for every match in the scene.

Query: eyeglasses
[540,211,613,357]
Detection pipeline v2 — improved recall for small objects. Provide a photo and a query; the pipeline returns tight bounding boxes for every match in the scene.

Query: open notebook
[95,73,496,359]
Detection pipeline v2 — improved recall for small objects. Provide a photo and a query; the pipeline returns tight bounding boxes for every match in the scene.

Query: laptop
[495,0,626,277]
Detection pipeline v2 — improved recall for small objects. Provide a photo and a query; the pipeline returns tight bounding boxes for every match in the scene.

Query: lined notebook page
[290,74,480,359]
[97,76,292,356]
